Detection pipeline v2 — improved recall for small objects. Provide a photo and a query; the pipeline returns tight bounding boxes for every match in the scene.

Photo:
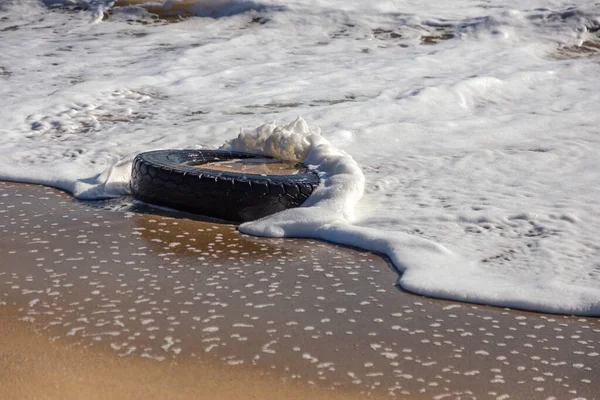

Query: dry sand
[0,181,599,399]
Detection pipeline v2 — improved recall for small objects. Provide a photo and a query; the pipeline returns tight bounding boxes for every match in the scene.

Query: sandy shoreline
[1,181,599,399]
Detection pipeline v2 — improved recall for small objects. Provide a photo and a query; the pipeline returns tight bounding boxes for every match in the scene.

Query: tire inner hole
[189,158,307,176]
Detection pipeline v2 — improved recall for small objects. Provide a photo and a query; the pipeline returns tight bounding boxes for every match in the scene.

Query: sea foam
[226,117,600,317]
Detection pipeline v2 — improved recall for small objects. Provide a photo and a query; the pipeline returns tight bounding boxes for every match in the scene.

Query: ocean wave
[41,0,277,20]
[423,7,600,43]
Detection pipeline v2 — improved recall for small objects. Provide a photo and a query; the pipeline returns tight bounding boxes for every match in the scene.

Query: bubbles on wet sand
[1,182,599,399]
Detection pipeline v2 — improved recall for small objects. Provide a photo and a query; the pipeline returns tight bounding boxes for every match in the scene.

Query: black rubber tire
[130,149,319,222]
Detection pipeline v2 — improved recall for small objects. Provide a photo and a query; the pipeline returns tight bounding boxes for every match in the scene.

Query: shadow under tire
[130,149,320,222]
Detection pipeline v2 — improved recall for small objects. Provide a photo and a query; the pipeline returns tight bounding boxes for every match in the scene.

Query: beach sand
[0,181,598,399]
[0,305,369,400]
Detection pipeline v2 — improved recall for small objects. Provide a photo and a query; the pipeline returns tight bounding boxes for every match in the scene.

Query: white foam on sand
[227,118,600,316]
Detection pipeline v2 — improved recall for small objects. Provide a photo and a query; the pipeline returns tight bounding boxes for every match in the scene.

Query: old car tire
[130,149,319,222]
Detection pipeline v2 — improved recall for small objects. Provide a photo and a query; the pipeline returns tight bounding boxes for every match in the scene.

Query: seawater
[1,0,599,315]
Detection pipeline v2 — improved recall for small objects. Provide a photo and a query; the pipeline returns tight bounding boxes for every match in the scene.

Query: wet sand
[199,158,306,175]
[0,306,366,400]
[0,181,599,399]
